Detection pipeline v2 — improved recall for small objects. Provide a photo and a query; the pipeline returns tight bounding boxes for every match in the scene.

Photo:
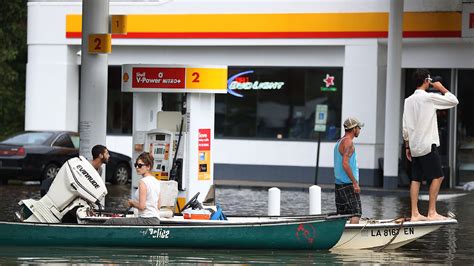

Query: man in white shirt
[402,69,458,221]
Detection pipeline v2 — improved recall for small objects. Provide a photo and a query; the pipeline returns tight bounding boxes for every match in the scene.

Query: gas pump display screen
[154,147,165,155]
[155,134,166,141]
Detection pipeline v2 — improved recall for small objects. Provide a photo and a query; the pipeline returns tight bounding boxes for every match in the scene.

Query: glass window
[216,66,343,141]
[216,69,257,138]
[70,134,80,149]
[2,132,54,145]
[304,68,342,141]
[53,134,74,148]
[456,69,474,185]
[162,93,184,112]
[107,66,132,135]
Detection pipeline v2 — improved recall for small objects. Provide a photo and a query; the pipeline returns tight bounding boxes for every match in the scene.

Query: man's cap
[343,117,364,130]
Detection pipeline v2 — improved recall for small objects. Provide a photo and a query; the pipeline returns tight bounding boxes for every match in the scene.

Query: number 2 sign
[185,68,227,90]
[88,34,112,54]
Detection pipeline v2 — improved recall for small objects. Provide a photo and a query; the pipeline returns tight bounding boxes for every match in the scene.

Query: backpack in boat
[210,204,227,220]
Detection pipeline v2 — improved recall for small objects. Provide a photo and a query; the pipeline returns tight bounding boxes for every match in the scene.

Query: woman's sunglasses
[134,163,146,168]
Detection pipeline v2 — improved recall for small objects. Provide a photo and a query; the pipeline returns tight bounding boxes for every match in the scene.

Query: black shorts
[335,183,361,217]
[411,144,444,182]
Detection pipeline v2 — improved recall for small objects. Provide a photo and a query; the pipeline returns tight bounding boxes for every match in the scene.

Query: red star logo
[323,74,335,88]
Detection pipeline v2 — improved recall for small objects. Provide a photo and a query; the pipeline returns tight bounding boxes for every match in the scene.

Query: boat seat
[159,180,178,218]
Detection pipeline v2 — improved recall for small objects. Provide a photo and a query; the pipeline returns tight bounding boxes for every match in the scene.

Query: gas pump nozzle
[170,94,186,190]
[181,93,187,115]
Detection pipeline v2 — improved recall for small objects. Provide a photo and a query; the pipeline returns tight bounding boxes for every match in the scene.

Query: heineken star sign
[321,74,337,92]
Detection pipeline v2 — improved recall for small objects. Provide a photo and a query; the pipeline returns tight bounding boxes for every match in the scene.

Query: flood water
[0,183,472,264]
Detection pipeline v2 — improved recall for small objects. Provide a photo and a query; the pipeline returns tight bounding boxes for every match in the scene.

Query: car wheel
[112,163,130,185]
[43,163,60,181]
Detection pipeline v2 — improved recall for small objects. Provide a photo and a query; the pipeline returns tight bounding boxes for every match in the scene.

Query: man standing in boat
[402,69,458,221]
[334,117,364,224]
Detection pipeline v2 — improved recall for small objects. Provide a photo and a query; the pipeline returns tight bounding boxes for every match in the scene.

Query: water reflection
[331,249,426,264]
[0,246,420,265]
[0,184,472,264]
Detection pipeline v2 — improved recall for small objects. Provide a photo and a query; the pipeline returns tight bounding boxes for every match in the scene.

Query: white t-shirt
[402,90,458,157]
[133,175,161,218]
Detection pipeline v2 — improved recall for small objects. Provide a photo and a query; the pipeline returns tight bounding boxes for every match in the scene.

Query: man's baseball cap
[343,117,364,130]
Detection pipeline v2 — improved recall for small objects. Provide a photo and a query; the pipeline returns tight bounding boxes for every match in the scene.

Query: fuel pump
[137,110,187,191]
[145,129,175,181]
[123,64,227,212]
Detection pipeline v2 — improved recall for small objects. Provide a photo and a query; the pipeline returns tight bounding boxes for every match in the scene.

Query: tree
[0,1,27,140]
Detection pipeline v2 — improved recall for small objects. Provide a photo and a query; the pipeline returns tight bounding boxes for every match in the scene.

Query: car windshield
[1,132,54,145]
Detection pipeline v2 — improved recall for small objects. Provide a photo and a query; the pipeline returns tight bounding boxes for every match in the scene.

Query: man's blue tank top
[334,137,359,184]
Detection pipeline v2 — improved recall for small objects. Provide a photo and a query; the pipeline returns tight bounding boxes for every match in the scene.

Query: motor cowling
[17,156,107,223]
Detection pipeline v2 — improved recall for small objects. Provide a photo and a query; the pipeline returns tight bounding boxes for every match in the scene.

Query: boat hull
[332,218,457,250]
[0,216,347,250]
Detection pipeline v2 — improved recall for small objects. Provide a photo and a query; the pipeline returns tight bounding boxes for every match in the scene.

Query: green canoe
[0,215,347,250]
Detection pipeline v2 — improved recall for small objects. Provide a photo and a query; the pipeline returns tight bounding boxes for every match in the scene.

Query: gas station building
[25,0,474,188]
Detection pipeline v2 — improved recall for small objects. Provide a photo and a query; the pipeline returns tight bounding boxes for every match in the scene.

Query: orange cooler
[183,209,211,220]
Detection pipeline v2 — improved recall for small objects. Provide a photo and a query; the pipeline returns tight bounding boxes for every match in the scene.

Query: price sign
[88,34,112,54]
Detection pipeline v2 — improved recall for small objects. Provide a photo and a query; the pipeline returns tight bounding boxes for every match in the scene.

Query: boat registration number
[141,228,170,239]
[369,227,414,237]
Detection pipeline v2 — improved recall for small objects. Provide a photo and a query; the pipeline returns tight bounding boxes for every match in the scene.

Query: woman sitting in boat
[105,152,161,225]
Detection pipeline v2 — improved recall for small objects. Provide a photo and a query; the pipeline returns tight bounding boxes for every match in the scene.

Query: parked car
[0,131,131,185]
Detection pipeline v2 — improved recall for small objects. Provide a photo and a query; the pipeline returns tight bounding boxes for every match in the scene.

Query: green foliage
[0,1,27,141]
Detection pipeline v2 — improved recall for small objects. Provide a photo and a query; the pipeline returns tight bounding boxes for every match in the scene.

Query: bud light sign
[227,70,285,98]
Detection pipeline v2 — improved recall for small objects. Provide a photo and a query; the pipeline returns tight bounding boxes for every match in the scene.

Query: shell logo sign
[123,72,129,83]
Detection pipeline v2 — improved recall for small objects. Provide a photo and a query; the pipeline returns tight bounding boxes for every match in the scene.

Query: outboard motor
[16,156,107,223]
